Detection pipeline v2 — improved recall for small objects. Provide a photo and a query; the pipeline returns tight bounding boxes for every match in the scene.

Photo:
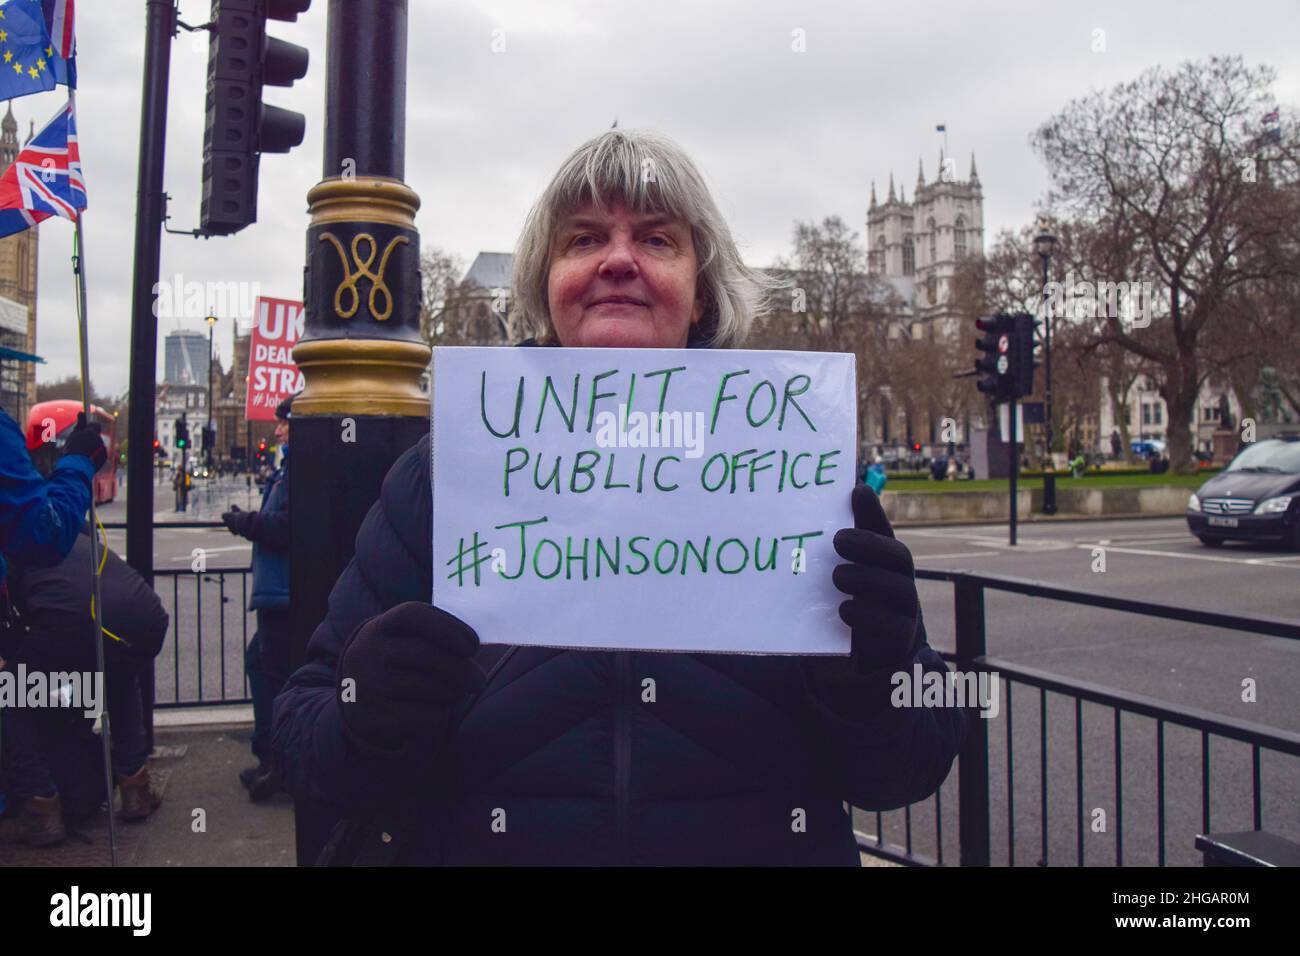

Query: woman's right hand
[337,602,486,758]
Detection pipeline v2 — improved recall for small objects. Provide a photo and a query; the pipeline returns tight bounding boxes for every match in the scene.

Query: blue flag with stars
[0,0,58,101]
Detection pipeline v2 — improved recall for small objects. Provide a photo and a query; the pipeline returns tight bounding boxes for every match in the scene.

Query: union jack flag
[41,0,71,59]
[40,0,74,86]
[0,99,86,239]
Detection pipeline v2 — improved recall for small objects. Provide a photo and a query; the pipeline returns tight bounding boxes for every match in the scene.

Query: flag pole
[67,87,119,868]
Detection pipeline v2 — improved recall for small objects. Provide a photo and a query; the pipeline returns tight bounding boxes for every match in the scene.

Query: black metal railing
[853,569,1300,867]
[151,566,253,708]
[103,520,255,709]
[115,515,1300,864]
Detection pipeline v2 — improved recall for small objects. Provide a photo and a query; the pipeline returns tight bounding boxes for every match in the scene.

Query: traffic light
[201,423,217,451]
[1011,313,1040,399]
[201,0,311,236]
[974,314,1016,401]
[175,419,190,449]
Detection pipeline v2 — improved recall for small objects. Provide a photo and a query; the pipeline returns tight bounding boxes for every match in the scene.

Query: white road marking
[915,551,1004,560]
[168,544,250,561]
[1087,533,1194,544]
[1074,543,1300,569]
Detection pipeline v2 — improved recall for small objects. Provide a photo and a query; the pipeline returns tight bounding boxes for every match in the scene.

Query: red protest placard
[245,296,306,422]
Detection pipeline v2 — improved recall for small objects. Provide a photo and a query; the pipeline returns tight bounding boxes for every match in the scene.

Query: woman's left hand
[831,485,922,673]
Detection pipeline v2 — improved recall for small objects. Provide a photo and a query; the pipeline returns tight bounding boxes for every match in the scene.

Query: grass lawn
[884,471,1216,493]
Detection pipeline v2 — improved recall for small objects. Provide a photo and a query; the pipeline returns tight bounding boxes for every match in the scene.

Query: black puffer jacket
[273,429,968,865]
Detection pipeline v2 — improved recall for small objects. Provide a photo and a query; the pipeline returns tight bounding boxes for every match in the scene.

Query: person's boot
[0,793,66,847]
[239,762,267,790]
[247,762,283,803]
[117,765,163,822]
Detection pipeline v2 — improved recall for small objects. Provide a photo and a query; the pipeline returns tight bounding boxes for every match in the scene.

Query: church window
[902,234,914,275]
[927,219,937,262]
[954,216,967,259]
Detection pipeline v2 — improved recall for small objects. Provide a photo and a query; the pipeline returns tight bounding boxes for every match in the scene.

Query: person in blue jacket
[273,130,969,866]
[223,395,293,801]
[0,408,105,590]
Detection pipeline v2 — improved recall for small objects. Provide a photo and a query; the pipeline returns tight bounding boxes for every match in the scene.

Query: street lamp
[206,311,217,470]
[1033,220,1057,515]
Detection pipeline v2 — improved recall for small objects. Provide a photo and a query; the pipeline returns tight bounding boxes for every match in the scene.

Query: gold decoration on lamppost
[319,231,409,321]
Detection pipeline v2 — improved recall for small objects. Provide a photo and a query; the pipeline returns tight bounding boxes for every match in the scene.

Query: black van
[1186,436,1300,549]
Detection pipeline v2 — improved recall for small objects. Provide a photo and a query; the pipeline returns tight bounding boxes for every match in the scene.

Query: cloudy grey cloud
[24,0,1300,396]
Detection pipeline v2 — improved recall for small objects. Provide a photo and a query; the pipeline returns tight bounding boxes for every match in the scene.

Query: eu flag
[0,0,58,101]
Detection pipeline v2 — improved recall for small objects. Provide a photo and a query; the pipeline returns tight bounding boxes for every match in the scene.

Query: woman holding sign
[273,129,967,866]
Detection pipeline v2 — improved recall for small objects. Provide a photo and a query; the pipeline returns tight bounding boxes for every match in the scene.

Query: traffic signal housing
[974,314,1016,402]
[201,0,311,236]
[175,419,190,449]
[1011,313,1040,399]
[974,313,1040,401]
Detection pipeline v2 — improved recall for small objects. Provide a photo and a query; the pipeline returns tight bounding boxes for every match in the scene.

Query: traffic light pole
[1041,253,1056,515]
[1008,396,1018,546]
[126,0,177,584]
[126,0,178,756]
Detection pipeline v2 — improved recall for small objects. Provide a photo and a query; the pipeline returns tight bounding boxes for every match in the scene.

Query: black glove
[62,413,107,472]
[337,602,486,757]
[830,484,922,673]
[221,505,253,538]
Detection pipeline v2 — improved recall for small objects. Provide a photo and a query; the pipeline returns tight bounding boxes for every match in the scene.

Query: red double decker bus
[25,400,119,505]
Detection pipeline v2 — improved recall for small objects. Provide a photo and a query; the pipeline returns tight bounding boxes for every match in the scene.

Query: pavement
[0,720,296,868]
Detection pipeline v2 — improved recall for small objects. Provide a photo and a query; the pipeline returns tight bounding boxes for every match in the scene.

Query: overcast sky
[21,0,1300,396]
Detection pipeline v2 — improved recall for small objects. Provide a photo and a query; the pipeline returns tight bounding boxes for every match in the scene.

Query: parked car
[1186,437,1300,549]
[1130,439,1167,460]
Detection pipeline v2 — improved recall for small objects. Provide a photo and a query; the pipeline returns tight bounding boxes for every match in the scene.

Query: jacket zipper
[614,650,632,865]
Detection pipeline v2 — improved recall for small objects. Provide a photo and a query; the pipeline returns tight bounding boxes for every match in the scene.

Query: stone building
[867,150,984,342]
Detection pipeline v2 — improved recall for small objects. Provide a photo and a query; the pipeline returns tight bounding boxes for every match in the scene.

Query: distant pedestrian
[223,396,294,801]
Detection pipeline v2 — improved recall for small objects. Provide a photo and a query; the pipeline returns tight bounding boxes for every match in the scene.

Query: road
[863,516,1299,867]
[103,479,1299,866]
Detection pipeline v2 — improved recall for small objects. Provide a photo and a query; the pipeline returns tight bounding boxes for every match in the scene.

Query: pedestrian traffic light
[175,419,190,449]
[974,314,1016,401]
[201,0,312,236]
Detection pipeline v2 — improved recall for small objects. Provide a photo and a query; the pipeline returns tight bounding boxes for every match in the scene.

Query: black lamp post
[1033,221,1057,515]
[205,311,217,470]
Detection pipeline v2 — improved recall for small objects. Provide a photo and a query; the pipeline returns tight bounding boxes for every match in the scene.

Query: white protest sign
[431,347,857,655]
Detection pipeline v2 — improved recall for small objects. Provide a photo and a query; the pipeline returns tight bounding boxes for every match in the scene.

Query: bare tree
[1032,55,1300,472]
[750,216,903,456]
[418,247,481,346]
